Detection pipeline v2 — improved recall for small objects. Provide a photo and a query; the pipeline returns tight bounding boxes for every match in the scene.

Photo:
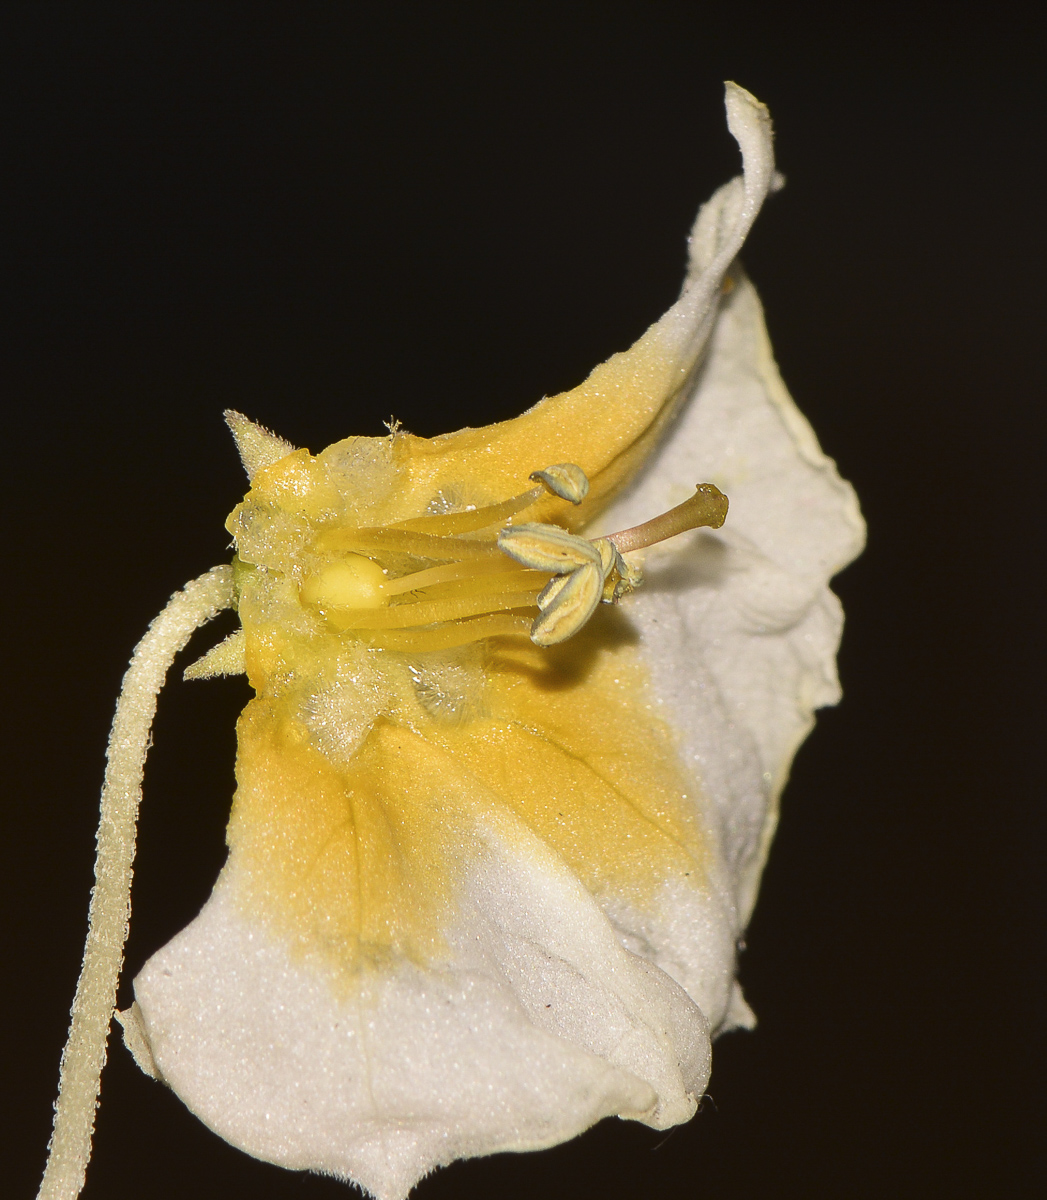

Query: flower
[38,83,863,1200]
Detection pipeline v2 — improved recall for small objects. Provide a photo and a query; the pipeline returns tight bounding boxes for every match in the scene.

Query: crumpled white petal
[594,269,865,1015]
[136,806,709,1200]
[127,83,862,1199]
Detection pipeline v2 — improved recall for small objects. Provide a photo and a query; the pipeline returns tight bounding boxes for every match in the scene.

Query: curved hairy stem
[37,565,236,1200]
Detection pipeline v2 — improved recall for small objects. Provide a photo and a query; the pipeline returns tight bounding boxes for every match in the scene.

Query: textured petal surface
[137,808,709,1200]
[594,268,865,975]
[129,84,861,1197]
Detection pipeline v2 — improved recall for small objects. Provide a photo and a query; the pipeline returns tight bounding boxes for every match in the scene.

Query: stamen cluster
[299,464,727,650]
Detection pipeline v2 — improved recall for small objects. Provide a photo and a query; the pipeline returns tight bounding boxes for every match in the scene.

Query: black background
[4,5,1044,1198]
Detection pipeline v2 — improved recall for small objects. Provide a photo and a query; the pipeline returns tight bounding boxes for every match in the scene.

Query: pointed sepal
[225,410,295,481]
[183,628,246,680]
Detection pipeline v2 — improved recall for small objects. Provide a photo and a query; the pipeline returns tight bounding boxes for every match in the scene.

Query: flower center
[301,466,727,651]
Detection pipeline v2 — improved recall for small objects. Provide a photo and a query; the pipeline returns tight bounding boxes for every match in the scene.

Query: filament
[391,487,544,535]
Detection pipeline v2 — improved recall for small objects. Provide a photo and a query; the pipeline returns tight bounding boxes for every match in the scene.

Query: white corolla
[38,83,864,1200]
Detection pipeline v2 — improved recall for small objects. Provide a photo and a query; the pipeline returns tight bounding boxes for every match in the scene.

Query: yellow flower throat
[219,431,729,980]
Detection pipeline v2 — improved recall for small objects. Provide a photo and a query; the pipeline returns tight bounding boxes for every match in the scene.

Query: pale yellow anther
[497,523,602,573]
[591,537,623,578]
[529,463,590,505]
[590,537,634,604]
[530,560,603,646]
[536,572,572,612]
[300,554,388,611]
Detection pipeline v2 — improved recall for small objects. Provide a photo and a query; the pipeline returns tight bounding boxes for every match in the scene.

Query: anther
[530,560,603,646]
[497,523,602,573]
[536,572,572,611]
[591,537,640,603]
[529,463,590,505]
